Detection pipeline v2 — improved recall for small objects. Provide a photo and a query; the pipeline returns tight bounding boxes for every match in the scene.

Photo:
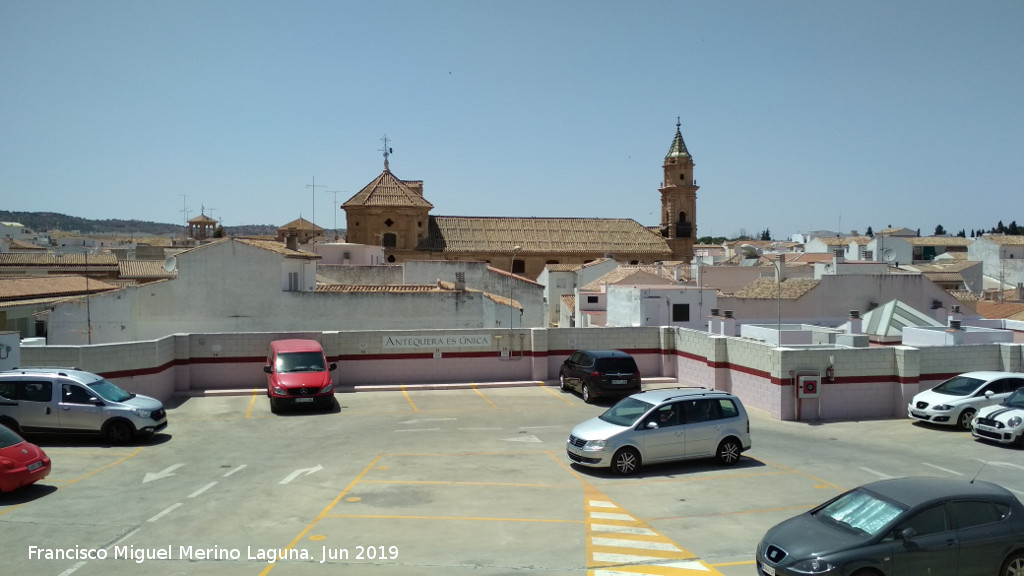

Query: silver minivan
[567,387,751,475]
[0,367,167,444]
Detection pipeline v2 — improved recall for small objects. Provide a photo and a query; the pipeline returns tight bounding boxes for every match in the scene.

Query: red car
[264,339,337,412]
[0,423,51,493]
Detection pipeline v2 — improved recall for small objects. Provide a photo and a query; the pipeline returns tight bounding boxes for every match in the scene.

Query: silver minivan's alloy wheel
[612,447,641,475]
[717,438,741,466]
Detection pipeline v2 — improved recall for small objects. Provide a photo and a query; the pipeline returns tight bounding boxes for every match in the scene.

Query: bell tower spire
[659,117,698,263]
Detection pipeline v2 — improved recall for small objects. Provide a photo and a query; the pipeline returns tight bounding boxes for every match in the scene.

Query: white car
[972,388,1024,446]
[908,371,1024,431]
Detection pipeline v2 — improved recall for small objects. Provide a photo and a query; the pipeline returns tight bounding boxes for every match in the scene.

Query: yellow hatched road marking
[584,483,724,576]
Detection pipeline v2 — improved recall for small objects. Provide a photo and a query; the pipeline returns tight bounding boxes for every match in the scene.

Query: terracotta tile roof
[910,260,979,274]
[0,275,119,301]
[581,265,686,291]
[561,294,576,311]
[316,284,450,293]
[0,252,118,267]
[905,236,972,247]
[730,277,820,299]
[342,170,434,209]
[416,216,671,255]
[3,239,46,251]
[975,301,1024,319]
[188,213,217,224]
[878,227,917,236]
[118,260,177,279]
[816,236,872,246]
[233,238,321,260]
[790,253,835,263]
[981,235,1024,246]
[278,218,323,232]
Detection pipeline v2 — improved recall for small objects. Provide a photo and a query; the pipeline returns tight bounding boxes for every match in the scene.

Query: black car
[756,477,1024,576]
[558,350,641,403]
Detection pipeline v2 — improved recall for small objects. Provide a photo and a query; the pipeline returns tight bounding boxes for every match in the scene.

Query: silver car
[566,387,751,475]
[0,367,167,444]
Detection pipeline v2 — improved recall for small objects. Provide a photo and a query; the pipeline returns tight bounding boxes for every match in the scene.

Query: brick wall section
[19,328,1024,422]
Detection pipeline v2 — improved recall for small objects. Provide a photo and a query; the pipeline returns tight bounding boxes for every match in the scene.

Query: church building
[342,121,698,278]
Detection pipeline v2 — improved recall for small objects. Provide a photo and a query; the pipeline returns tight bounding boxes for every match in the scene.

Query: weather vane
[380,134,393,170]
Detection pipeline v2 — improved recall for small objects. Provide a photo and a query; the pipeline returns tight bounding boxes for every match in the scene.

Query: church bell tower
[659,118,698,263]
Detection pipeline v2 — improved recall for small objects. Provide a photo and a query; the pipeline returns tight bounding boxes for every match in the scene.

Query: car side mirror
[91,398,104,406]
[329,363,338,371]
[645,421,659,430]
[899,527,917,542]
[984,390,994,398]
[263,366,272,374]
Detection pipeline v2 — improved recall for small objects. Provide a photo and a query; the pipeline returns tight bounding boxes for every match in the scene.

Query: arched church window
[512,259,526,274]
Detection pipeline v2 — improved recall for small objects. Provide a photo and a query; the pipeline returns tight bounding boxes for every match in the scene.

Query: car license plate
[911,411,926,418]
[612,379,627,385]
[295,397,314,403]
[762,563,776,576]
[27,461,44,471]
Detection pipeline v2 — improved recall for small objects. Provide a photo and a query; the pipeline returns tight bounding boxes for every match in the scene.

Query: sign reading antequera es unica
[382,334,492,350]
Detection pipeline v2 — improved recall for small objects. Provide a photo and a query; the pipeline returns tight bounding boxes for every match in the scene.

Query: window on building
[587,296,599,304]
[287,272,299,292]
[512,259,525,274]
[382,233,397,247]
[672,303,690,322]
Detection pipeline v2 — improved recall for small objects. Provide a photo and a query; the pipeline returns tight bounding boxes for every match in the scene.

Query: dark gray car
[558,350,641,403]
[756,477,1024,576]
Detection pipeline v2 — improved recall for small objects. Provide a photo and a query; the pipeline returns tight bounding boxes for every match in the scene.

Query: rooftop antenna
[380,134,393,171]
[325,190,346,242]
[306,177,327,240]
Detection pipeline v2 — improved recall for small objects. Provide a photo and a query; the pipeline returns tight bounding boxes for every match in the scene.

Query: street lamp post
[509,245,522,330]
[741,244,782,346]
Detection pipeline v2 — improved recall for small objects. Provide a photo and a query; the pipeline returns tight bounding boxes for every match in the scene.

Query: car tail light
[591,371,601,377]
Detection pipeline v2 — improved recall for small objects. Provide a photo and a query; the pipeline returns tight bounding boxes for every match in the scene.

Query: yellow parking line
[472,384,499,408]
[324,513,581,524]
[540,383,577,405]
[245,388,260,419]
[2,446,144,517]
[361,479,573,489]
[258,454,382,576]
[401,385,419,412]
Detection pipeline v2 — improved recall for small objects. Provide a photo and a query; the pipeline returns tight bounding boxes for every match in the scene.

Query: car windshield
[932,375,984,397]
[0,425,25,449]
[813,488,906,537]
[276,352,327,373]
[600,397,654,427]
[89,378,134,403]
[595,357,637,374]
[1002,389,1024,408]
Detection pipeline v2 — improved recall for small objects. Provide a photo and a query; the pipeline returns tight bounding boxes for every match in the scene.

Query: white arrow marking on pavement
[502,434,542,443]
[399,418,457,424]
[279,464,324,485]
[143,463,184,483]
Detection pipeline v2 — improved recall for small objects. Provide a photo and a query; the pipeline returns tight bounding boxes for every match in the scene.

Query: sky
[2,1,1022,240]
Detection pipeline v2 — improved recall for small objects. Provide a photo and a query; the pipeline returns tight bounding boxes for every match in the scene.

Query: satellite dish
[163,256,178,273]
[882,248,895,263]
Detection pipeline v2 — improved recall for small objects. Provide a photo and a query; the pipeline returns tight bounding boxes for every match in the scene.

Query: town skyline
[3,2,1022,238]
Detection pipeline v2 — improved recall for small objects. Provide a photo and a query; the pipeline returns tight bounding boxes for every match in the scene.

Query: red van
[264,339,337,412]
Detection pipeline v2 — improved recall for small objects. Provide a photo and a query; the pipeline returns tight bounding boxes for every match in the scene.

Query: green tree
[934,224,946,236]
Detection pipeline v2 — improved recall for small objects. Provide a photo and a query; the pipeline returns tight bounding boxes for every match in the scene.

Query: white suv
[0,367,168,444]
[566,387,751,475]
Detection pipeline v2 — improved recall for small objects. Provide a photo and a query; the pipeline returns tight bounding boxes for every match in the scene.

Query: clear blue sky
[2,1,1021,239]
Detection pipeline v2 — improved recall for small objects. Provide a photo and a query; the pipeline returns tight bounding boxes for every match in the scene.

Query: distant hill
[0,211,279,237]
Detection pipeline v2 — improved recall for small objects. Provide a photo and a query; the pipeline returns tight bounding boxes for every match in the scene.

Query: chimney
[1017,283,1023,300]
[847,310,862,334]
[948,304,962,327]
[721,310,736,336]
[832,249,845,264]
[454,272,466,292]
[776,254,786,282]
[946,319,965,345]
[285,228,298,251]
[708,308,721,334]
